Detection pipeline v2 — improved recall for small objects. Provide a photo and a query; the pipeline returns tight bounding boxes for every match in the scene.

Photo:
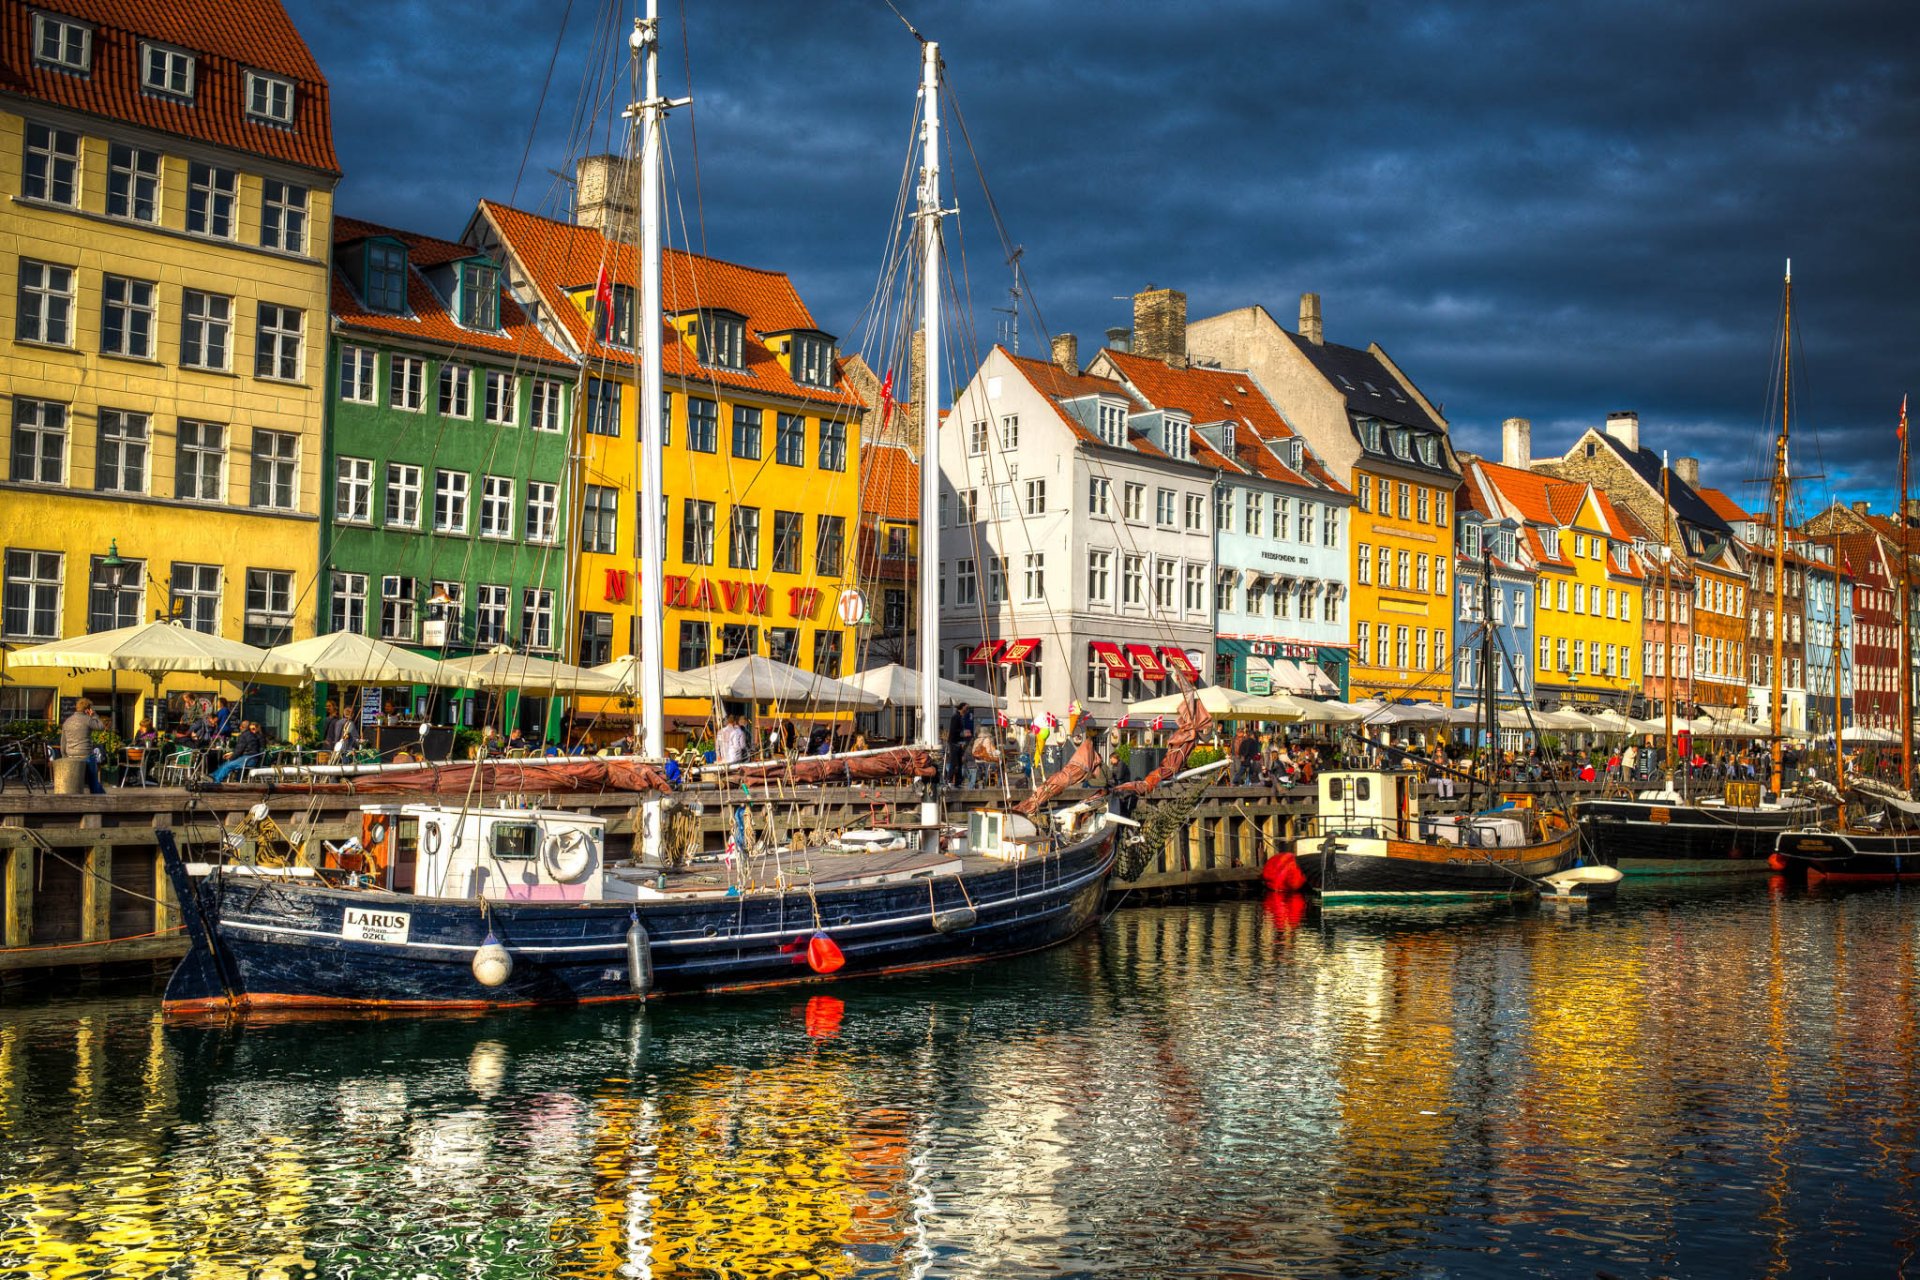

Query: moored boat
[1578,785,1838,875]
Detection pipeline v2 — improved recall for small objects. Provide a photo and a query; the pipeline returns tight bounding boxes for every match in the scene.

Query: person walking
[716,714,748,766]
[946,704,976,786]
[62,697,106,794]
[1233,725,1261,786]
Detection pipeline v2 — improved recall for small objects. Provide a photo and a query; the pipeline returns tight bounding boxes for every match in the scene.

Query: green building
[320,217,578,737]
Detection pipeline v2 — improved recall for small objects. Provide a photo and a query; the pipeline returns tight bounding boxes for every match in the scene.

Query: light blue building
[1801,540,1854,734]
[1453,513,1534,719]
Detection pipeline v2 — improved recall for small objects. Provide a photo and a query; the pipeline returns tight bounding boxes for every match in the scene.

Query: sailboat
[1281,545,1581,902]
[152,14,1129,1014]
[1776,396,1920,881]
[1577,263,1838,873]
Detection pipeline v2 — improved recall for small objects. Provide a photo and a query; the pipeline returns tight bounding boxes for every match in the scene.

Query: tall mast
[1832,526,1844,777]
[1662,450,1675,776]
[1769,262,1791,794]
[914,40,944,828]
[1901,396,1912,791]
[1479,541,1495,810]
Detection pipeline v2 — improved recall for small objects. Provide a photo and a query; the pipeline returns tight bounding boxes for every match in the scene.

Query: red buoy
[1767,852,1790,872]
[1262,851,1306,893]
[807,931,846,974]
[1263,891,1307,931]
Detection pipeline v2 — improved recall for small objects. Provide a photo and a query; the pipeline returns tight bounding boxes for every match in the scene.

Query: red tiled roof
[1472,459,1571,527]
[999,350,1165,456]
[859,442,918,522]
[478,200,863,411]
[1695,486,1753,524]
[0,0,338,174]
[1590,490,1638,541]
[1527,526,1569,568]
[332,216,571,367]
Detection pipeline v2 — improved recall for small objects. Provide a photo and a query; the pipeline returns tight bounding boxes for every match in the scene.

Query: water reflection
[3,883,1920,1277]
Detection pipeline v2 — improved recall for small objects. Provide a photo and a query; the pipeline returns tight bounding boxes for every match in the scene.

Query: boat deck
[614,843,1033,898]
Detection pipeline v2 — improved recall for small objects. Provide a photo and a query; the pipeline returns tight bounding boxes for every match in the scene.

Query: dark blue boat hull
[158,829,1117,1013]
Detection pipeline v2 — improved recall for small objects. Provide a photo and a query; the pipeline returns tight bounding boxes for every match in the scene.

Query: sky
[296,0,1920,517]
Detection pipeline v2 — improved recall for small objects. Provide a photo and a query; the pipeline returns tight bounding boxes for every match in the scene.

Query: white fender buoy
[542,828,594,883]
[626,918,654,995]
[472,932,513,987]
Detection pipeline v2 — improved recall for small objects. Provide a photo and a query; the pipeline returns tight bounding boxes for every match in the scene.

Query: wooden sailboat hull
[1576,797,1839,874]
[157,827,1117,1014]
[1776,827,1920,882]
[1293,829,1581,902]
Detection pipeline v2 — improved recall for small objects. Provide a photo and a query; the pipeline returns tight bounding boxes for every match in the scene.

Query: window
[1396,551,1410,590]
[254,304,303,381]
[1246,580,1265,616]
[22,123,79,205]
[1355,473,1371,513]
[682,499,715,565]
[584,377,621,436]
[572,485,616,554]
[793,334,836,388]
[697,314,745,369]
[16,260,72,345]
[10,399,65,484]
[999,415,1020,450]
[105,144,158,222]
[1185,563,1205,613]
[141,41,194,96]
[380,575,416,641]
[731,405,762,459]
[1025,479,1048,516]
[241,68,296,122]
[180,291,232,370]
[171,420,223,501]
[671,620,709,672]
[529,378,563,432]
[242,569,293,647]
[1323,588,1340,623]
[1377,626,1390,668]
[1297,499,1314,542]
[718,623,757,661]
[32,13,91,73]
[1621,593,1632,622]
[379,357,426,414]
[1156,488,1176,526]
[446,260,498,331]
[772,511,802,574]
[1154,560,1176,610]
[1180,493,1204,532]
[186,162,235,237]
[1090,401,1124,447]
[1416,629,1428,672]
[330,347,376,406]
[464,584,506,646]
[1090,476,1112,516]
[1216,570,1236,614]
[1417,555,1430,593]
[968,420,988,455]
[259,179,308,253]
[1245,491,1264,536]
[1087,549,1112,604]
[169,562,220,634]
[687,397,718,452]
[1394,626,1409,670]
[1417,488,1431,523]
[479,476,514,540]
[370,463,418,531]
[773,412,807,466]
[956,488,979,524]
[1513,589,1528,627]
[955,558,978,605]
[519,590,554,650]
[813,629,843,678]
[1023,552,1045,600]
[365,242,407,313]
[94,410,148,493]
[1124,483,1146,522]
[334,456,372,523]
[987,558,1005,603]
[1122,554,1145,608]
[816,515,845,577]
[818,417,847,471]
[3,550,62,639]
[1357,622,1371,666]
[729,505,761,570]
[246,430,297,510]
[95,560,145,640]
[1276,497,1290,540]
[331,571,367,635]
[1397,483,1411,520]
[433,470,468,532]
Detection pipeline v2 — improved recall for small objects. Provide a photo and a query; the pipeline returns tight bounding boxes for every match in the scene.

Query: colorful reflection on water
[3,880,1919,1277]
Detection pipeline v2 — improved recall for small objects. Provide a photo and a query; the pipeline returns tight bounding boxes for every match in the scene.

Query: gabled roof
[476,200,862,411]
[332,216,571,367]
[1471,459,1577,528]
[998,350,1168,458]
[0,0,339,174]
[859,442,918,522]
[1282,332,1443,432]
[1694,486,1754,525]
[1100,348,1347,493]
[1587,432,1732,534]
[1590,490,1639,542]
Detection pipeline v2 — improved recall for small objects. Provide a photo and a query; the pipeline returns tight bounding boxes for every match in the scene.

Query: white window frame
[339,345,376,403]
[95,410,148,494]
[330,571,367,635]
[385,462,422,529]
[438,363,473,419]
[1087,549,1112,605]
[475,584,510,645]
[32,13,91,74]
[100,274,155,358]
[16,259,73,346]
[260,179,307,254]
[180,290,232,371]
[390,355,426,411]
[522,588,555,651]
[10,399,66,485]
[254,303,303,382]
[479,475,515,540]
[334,456,373,524]
[530,378,563,432]
[2,549,63,640]
[106,143,160,223]
[249,429,298,511]
[483,371,517,425]
[433,469,469,533]
[175,420,224,502]
[185,161,236,238]
[141,42,195,98]
[526,482,559,544]
[245,70,295,124]
[22,122,79,207]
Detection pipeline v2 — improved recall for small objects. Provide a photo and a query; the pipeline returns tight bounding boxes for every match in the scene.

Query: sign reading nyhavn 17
[603,569,822,619]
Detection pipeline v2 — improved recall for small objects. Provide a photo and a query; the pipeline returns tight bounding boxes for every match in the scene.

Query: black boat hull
[157,828,1117,1013]
[1577,798,1839,875]
[1294,841,1579,901]
[1776,828,1920,882]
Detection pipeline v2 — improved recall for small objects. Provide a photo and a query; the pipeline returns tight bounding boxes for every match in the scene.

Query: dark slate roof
[1593,432,1731,535]
[1284,331,1444,432]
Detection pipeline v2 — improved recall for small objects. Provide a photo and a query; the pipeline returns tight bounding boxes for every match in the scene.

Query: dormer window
[1389,428,1412,460]
[1162,417,1191,461]
[698,312,745,369]
[1284,438,1304,471]
[141,42,194,100]
[245,71,295,125]
[365,241,407,314]
[603,285,634,346]
[32,13,91,74]
[1416,435,1439,466]
[1361,420,1384,452]
[1096,401,1126,447]
[794,334,835,388]
[458,261,500,331]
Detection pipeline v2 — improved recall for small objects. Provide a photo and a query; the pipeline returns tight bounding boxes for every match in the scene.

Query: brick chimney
[1105,326,1131,353]
[574,155,637,234]
[1132,287,1187,367]
[1501,417,1531,470]
[1604,410,1640,455]
[1674,456,1700,487]
[1298,292,1323,345]
[1050,333,1079,378]
[1852,500,1871,515]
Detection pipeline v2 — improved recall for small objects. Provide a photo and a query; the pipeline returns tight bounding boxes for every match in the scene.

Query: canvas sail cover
[1115,691,1216,795]
[1014,735,1099,816]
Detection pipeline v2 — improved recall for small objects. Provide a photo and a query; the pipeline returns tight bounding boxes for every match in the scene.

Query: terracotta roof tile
[1694,486,1754,524]
[859,442,918,522]
[331,216,572,367]
[478,200,864,412]
[1,0,338,173]
[1472,459,1573,527]
[1000,350,1165,455]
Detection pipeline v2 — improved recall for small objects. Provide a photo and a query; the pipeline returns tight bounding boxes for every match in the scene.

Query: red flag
[593,264,614,340]
[877,369,896,432]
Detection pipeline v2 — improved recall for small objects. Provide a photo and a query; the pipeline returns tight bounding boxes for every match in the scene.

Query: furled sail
[1015,735,1098,815]
[270,759,673,795]
[1115,692,1215,795]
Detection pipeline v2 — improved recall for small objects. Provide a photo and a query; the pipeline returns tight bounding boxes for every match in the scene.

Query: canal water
[2,881,1917,1278]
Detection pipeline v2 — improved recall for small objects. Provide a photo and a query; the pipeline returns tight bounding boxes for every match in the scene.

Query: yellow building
[470,182,865,733]
[0,2,337,733]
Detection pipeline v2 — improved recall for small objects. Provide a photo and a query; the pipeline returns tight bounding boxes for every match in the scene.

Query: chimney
[1674,456,1700,487]
[1500,417,1531,470]
[1905,498,1920,523]
[1105,325,1132,354]
[1298,292,1323,345]
[1604,410,1640,455]
[1050,333,1079,378]
[573,155,636,234]
[1852,500,1871,515]
[1131,286,1187,368]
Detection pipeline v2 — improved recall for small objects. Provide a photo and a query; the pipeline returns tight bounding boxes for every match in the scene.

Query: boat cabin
[348,803,630,902]
[1315,770,1529,848]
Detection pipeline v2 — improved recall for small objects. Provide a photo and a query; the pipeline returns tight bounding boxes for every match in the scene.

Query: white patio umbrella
[842,662,1003,709]
[1283,695,1367,724]
[1584,708,1635,735]
[443,645,623,696]
[3,619,306,685]
[1534,707,1596,731]
[266,630,475,688]
[667,654,884,709]
[1125,685,1304,723]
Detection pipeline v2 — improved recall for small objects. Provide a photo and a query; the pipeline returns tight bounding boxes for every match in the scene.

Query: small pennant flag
[1151,715,1166,732]
[996,711,1009,729]
[1045,712,1060,729]
[594,263,615,340]
[1117,714,1130,729]
[878,369,896,433]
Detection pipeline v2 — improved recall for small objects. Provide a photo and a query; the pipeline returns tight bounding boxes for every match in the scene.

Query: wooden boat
[1540,863,1624,906]
[1578,784,1837,875]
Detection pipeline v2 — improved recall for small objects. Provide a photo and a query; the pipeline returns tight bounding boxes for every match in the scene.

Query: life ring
[422,821,443,857]
[542,827,594,883]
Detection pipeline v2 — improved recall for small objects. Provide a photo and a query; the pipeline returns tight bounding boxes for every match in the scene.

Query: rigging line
[676,0,709,263]
[508,0,577,204]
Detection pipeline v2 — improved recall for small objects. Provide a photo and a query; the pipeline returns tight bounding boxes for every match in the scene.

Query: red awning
[1125,644,1167,681]
[1090,641,1134,679]
[1159,647,1200,682]
[999,637,1041,665]
[964,640,1006,666]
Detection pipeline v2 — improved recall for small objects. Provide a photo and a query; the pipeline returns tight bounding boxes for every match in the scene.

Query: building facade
[1455,465,1535,716]
[1800,540,1854,736]
[0,0,338,732]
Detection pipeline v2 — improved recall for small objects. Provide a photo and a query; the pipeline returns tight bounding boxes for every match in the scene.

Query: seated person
[480,726,505,757]
[210,720,266,783]
[506,727,530,754]
[131,718,160,748]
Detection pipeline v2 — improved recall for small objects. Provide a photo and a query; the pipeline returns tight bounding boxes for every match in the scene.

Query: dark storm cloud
[297,0,1920,511]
